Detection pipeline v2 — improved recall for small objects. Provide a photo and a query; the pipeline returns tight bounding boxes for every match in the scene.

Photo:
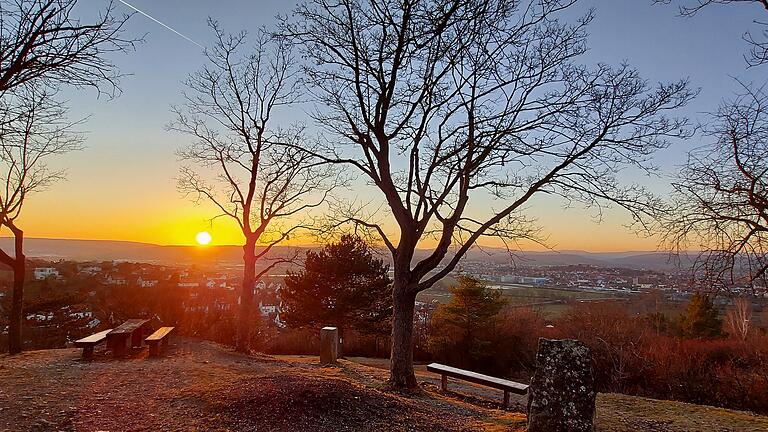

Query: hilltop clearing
[0,339,766,431]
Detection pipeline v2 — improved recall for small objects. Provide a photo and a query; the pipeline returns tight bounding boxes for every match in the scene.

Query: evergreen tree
[678,293,722,339]
[427,276,507,369]
[281,235,392,339]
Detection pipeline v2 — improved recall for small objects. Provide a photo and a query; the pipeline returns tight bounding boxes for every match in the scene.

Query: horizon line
[0,235,681,254]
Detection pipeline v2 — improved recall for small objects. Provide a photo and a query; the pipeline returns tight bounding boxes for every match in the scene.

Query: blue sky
[23,0,766,250]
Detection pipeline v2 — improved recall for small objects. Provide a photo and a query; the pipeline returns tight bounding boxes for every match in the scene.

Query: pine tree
[427,276,507,368]
[281,235,392,340]
[679,293,722,339]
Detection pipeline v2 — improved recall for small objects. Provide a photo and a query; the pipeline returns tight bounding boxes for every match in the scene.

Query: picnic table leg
[131,330,142,348]
[441,374,448,392]
[162,335,170,347]
[504,390,510,408]
[149,341,159,357]
[82,346,94,359]
[114,337,126,357]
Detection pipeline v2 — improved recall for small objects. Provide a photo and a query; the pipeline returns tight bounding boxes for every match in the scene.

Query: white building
[138,277,158,288]
[78,265,103,275]
[33,267,59,280]
[105,275,127,285]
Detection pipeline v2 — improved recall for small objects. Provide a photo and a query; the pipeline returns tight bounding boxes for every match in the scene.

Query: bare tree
[0,0,133,354]
[283,0,694,387]
[662,84,767,292]
[0,0,135,95]
[171,21,339,353]
[0,86,82,354]
[725,297,753,340]
[656,0,768,66]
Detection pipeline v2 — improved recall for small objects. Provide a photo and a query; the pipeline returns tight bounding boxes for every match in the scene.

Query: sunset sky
[17,0,765,251]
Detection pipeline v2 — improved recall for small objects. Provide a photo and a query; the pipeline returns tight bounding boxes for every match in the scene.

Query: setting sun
[195,231,212,246]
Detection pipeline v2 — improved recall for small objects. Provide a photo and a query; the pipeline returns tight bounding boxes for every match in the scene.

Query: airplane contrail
[117,0,204,49]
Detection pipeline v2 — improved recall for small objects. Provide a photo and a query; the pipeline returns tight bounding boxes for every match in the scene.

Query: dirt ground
[0,339,767,431]
[0,339,521,432]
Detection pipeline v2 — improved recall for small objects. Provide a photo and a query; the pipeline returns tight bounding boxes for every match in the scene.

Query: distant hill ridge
[0,237,684,270]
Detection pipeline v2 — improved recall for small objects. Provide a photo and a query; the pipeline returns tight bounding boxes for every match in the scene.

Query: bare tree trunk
[8,228,24,354]
[236,239,256,353]
[726,297,752,341]
[390,281,417,388]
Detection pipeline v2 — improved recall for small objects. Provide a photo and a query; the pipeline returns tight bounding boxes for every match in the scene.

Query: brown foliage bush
[551,302,768,414]
[425,298,768,414]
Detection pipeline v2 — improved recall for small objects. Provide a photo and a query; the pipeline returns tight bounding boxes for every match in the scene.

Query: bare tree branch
[660,82,768,293]
[656,0,768,66]
[282,0,694,387]
[171,20,341,352]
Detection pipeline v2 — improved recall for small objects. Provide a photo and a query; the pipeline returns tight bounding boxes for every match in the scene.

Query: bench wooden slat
[74,329,113,347]
[145,326,174,342]
[426,363,529,395]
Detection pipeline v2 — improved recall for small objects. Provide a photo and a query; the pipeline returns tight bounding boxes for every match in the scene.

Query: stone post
[527,338,596,432]
[320,326,339,364]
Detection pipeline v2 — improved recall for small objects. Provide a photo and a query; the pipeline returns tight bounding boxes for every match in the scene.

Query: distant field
[417,281,682,320]
[419,282,625,308]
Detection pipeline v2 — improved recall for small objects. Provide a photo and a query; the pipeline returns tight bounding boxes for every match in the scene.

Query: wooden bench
[74,329,113,358]
[426,363,529,407]
[145,326,175,357]
[106,319,151,357]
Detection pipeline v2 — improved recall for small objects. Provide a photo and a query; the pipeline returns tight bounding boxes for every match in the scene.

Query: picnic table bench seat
[145,326,175,357]
[426,362,529,407]
[74,329,112,358]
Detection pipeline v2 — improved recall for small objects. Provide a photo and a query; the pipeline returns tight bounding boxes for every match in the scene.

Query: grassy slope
[597,393,768,432]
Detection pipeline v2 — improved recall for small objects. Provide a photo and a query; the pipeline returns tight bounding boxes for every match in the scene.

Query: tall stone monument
[527,338,596,432]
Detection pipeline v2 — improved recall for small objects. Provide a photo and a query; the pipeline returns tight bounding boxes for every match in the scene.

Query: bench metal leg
[503,390,510,408]
[82,346,94,359]
[441,374,448,391]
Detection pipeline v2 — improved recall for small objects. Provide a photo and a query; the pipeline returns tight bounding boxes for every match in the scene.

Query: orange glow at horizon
[15,174,659,252]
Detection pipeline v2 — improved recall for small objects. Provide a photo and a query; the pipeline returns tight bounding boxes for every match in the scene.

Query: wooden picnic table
[106,319,151,357]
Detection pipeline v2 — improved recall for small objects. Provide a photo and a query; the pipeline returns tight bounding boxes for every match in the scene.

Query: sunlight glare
[195,231,212,246]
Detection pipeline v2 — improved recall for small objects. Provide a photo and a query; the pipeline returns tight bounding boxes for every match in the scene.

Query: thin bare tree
[0,0,133,354]
[0,0,135,95]
[0,86,82,354]
[171,21,339,353]
[661,84,767,292]
[283,0,694,387]
[725,296,753,340]
[656,0,768,66]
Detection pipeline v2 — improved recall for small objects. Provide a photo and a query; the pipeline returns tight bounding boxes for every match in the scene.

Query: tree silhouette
[0,87,82,353]
[0,0,135,95]
[281,235,392,342]
[171,21,340,352]
[0,0,133,354]
[661,84,767,292]
[282,0,694,387]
